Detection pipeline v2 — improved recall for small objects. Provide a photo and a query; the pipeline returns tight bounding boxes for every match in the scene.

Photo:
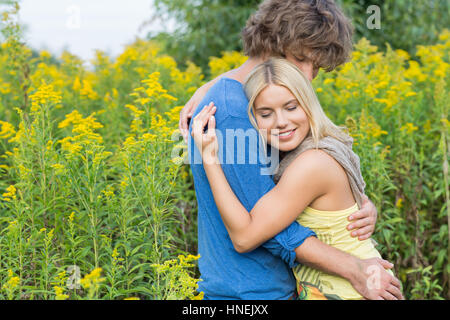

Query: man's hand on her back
[349,257,404,300]
[347,194,377,241]
[179,84,209,143]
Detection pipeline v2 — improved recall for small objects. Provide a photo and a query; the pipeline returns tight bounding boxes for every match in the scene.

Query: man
[183,0,403,300]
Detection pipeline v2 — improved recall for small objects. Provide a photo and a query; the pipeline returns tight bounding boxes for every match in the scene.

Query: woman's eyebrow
[283,99,298,106]
[255,99,298,110]
[255,106,272,111]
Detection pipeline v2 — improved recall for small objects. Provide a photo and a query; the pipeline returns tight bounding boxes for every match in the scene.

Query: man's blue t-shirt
[188,77,316,300]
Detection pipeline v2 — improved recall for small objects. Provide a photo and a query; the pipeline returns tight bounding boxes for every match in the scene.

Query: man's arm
[294,237,404,300]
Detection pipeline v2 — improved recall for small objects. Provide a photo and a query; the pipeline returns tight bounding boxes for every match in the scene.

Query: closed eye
[294,55,306,63]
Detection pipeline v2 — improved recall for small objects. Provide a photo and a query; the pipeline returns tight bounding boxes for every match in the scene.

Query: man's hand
[348,257,404,300]
[191,102,219,164]
[294,237,404,300]
[347,194,377,241]
[179,80,218,143]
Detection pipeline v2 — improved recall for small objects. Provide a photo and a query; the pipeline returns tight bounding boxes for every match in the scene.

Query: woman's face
[254,84,310,152]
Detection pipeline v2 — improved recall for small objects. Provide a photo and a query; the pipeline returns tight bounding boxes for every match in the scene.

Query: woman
[191,58,396,300]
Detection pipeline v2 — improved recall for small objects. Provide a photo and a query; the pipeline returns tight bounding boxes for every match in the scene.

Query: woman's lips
[273,129,296,141]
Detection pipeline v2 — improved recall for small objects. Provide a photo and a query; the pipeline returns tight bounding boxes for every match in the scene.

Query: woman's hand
[191,102,219,165]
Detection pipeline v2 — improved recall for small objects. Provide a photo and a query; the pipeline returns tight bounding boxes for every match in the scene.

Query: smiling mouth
[273,129,296,137]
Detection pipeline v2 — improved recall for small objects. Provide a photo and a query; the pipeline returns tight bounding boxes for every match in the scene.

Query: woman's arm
[206,149,329,252]
[191,104,331,252]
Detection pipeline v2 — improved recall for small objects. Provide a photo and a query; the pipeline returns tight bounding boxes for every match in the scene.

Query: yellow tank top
[294,203,393,300]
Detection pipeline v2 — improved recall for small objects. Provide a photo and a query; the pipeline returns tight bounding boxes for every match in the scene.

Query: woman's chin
[278,145,298,152]
[268,141,301,152]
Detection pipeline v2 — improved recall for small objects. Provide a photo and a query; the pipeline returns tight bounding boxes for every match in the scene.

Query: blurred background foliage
[148,0,450,71]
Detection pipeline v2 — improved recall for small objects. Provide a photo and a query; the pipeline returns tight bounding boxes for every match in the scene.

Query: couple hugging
[179,0,404,300]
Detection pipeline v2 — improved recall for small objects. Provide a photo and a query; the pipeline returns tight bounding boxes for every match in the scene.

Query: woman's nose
[276,113,288,128]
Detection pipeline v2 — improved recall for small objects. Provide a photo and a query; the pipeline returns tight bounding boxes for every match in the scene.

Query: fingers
[348,207,370,222]
[383,272,404,300]
[378,258,394,270]
[357,232,372,241]
[390,275,402,289]
[207,114,216,134]
[351,225,373,239]
[380,291,397,300]
[191,102,216,137]
[194,102,213,125]
[387,283,404,300]
[347,217,371,231]
[180,102,194,142]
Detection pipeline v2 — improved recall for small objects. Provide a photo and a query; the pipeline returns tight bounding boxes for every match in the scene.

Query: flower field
[0,4,449,299]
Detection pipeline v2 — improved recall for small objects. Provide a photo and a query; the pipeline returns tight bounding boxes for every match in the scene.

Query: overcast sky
[18,0,170,66]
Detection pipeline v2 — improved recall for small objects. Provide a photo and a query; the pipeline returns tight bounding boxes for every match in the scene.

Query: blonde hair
[244,58,350,148]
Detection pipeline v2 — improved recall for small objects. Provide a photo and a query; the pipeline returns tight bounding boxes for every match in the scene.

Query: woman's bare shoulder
[282,148,345,187]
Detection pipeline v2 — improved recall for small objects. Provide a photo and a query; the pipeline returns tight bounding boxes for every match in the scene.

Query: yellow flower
[80,79,99,100]
[51,163,66,175]
[80,267,105,290]
[438,29,450,42]
[434,61,449,78]
[120,176,129,189]
[3,269,20,291]
[364,86,379,98]
[53,286,69,300]
[2,185,17,201]
[101,186,115,198]
[396,198,404,209]
[191,291,204,300]
[0,121,16,139]
[57,110,105,157]
[157,55,177,69]
[39,50,52,59]
[395,49,410,60]
[125,104,145,117]
[404,61,427,82]
[374,81,389,89]
[68,211,75,222]
[73,76,81,91]
[209,51,248,78]
[29,81,62,113]
[133,72,177,103]
[400,123,419,134]
[374,98,393,109]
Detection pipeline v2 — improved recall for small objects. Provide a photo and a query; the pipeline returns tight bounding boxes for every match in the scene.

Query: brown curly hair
[241,0,354,72]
